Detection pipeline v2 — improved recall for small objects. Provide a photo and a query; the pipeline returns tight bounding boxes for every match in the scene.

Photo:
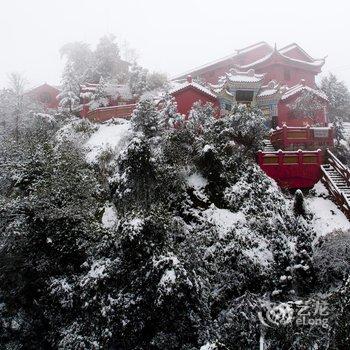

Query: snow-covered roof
[258,89,278,97]
[281,83,328,101]
[80,83,98,93]
[212,68,265,93]
[169,80,217,98]
[80,82,133,100]
[239,48,325,70]
[257,81,285,99]
[172,42,325,81]
[171,41,271,80]
[278,43,314,62]
[26,82,61,94]
[226,68,265,83]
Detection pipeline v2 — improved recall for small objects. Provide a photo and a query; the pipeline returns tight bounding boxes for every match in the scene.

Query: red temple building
[172,42,339,193]
[26,83,60,110]
[79,83,137,121]
[169,76,220,118]
[172,42,328,128]
[26,41,350,218]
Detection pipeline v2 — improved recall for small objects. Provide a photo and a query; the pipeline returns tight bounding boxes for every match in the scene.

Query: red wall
[256,64,316,87]
[257,150,324,188]
[27,84,60,109]
[172,88,219,118]
[277,97,327,127]
[80,95,136,118]
[86,104,136,122]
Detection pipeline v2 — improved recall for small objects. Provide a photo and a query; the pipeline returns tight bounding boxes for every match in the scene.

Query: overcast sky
[0,0,349,89]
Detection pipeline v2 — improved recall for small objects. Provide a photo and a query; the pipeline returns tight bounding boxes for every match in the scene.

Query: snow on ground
[243,238,274,267]
[187,173,208,190]
[203,205,246,239]
[85,119,132,163]
[102,204,118,229]
[307,182,350,237]
[80,259,111,286]
[200,343,217,350]
[159,269,176,292]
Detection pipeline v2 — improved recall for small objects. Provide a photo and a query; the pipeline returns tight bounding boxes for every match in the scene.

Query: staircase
[262,140,275,152]
[321,150,350,220]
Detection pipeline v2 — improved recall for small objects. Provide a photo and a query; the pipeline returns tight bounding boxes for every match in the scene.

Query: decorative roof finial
[187,75,193,83]
[274,43,277,51]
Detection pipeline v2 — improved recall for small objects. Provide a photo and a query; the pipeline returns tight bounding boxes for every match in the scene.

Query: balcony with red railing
[257,149,324,188]
[270,124,334,151]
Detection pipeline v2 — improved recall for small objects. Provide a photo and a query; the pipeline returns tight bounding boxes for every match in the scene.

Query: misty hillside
[2,4,350,347]
[1,96,350,349]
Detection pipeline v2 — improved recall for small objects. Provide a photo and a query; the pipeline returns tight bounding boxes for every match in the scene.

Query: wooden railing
[321,149,350,220]
[270,125,333,151]
[257,149,323,167]
[327,149,350,185]
[257,149,323,188]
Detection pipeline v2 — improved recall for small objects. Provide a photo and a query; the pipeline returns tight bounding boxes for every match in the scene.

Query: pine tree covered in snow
[86,77,109,111]
[333,115,345,146]
[287,90,325,124]
[0,73,43,141]
[321,73,350,122]
[93,34,128,83]
[131,98,163,138]
[293,189,307,218]
[0,114,103,348]
[57,62,81,113]
[128,62,167,97]
[228,104,266,151]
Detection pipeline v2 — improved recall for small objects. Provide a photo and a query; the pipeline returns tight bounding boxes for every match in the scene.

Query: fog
[0,0,349,88]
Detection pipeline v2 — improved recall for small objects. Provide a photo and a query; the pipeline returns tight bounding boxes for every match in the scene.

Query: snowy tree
[188,101,216,133]
[159,94,183,128]
[329,275,350,349]
[0,73,43,142]
[86,77,109,111]
[333,115,345,146]
[128,62,149,96]
[131,98,163,138]
[60,41,94,84]
[93,34,128,83]
[8,72,26,108]
[291,219,315,296]
[214,293,262,349]
[0,115,103,348]
[287,90,325,124]
[128,62,167,97]
[103,211,207,349]
[228,104,266,151]
[57,62,81,113]
[293,189,307,218]
[321,72,350,122]
[313,230,350,289]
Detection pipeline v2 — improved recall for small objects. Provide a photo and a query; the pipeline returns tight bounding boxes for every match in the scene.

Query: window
[284,68,291,81]
[235,90,254,106]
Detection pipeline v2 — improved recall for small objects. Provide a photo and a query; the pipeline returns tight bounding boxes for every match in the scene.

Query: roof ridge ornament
[247,69,255,76]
